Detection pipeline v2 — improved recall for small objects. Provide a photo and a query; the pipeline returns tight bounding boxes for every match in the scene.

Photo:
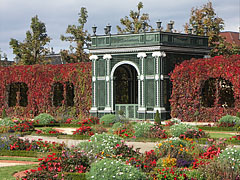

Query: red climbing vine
[170,55,240,122]
[0,63,92,118]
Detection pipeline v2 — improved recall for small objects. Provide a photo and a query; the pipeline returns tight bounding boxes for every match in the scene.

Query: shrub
[111,122,135,138]
[155,110,161,125]
[179,128,207,139]
[73,126,94,136]
[133,122,152,137]
[1,108,7,118]
[145,124,168,139]
[77,133,123,155]
[11,120,34,132]
[218,147,240,170]
[218,115,240,127]
[87,158,147,180]
[198,159,240,180]
[112,142,141,159]
[0,117,16,127]
[155,137,188,158]
[34,113,56,125]
[162,155,177,167]
[170,123,198,137]
[92,125,107,134]
[99,114,116,126]
[23,151,90,179]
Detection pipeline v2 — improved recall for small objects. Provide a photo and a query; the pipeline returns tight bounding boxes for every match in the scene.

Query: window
[52,82,74,107]
[201,78,234,108]
[8,82,28,107]
[66,82,74,107]
[53,82,64,107]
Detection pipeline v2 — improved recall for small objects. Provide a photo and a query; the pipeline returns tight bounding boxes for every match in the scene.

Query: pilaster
[89,55,98,112]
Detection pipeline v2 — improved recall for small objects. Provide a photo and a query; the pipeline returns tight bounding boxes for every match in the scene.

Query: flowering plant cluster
[170,55,240,122]
[0,63,91,118]
[9,137,65,152]
[232,135,240,141]
[87,158,147,180]
[77,116,99,125]
[23,150,90,179]
[73,126,94,136]
[218,147,240,170]
[10,120,34,132]
[111,122,135,138]
[35,127,63,135]
[146,124,168,139]
[179,128,207,139]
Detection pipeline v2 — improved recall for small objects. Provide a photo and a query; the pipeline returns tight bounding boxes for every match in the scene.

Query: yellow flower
[158,143,162,147]
[180,144,183,147]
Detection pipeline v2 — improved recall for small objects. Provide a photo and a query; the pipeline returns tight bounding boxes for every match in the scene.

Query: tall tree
[60,7,91,63]
[184,2,238,56]
[9,15,50,65]
[116,2,153,34]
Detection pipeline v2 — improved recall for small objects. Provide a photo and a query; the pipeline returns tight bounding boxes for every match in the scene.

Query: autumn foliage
[0,63,92,118]
[170,55,240,122]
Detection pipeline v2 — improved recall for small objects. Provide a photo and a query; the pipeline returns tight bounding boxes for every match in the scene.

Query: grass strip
[0,164,38,180]
[0,156,38,162]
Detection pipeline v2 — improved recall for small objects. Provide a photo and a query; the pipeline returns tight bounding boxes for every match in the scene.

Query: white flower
[91,176,94,178]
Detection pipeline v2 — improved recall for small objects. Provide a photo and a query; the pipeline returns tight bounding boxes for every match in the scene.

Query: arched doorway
[114,64,138,104]
[111,62,139,119]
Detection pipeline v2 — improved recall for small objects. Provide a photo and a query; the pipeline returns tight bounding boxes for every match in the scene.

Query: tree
[9,15,51,65]
[116,2,153,34]
[184,2,238,56]
[60,7,91,63]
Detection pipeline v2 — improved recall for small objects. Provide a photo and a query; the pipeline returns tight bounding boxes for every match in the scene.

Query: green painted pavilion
[89,27,210,120]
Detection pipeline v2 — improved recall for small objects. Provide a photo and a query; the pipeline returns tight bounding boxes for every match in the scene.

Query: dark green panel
[146,79,154,107]
[146,58,154,75]
[98,59,105,76]
[98,80,105,107]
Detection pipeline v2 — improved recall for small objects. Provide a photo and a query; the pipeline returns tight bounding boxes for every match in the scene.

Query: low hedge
[57,134,91,140]
[33,123,60,127]
[59,173,86,180]
[0,150,61,157]
[197,126,236,131]
[60,124,83,128]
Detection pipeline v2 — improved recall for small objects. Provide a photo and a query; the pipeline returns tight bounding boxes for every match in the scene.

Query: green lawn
[0,156,38,162]
[208,132,235,139]
[0,164,38,180]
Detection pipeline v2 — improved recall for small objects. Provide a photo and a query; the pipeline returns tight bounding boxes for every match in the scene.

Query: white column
[103,54,112,112]
[89,55,98,112]
[137,52,147,112]
[152,51,166,112]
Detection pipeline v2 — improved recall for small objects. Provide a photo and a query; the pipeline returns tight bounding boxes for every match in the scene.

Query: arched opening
[201,78,235,108]
[8,82,28,107]
[53,82,64,107]
[113,64,138,105]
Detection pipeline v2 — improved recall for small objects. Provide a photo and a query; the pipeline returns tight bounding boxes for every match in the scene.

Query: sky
[0,0,239,61]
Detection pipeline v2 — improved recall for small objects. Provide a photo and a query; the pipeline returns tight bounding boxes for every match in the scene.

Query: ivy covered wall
[0,63,92,118]
[170,55,240,122]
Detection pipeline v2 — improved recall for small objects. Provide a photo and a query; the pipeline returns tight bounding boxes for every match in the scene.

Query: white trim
[110,61,140,78]
[138,79,141,108]
[137,52,147,58]
[110,61,141,112]
[90,46,209,54]
[89,55,98,61]
[111,79,114,110]
[152,51,162,57]
[97,77,105,80]
[156,81,159,107]
[103,54,112,60]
